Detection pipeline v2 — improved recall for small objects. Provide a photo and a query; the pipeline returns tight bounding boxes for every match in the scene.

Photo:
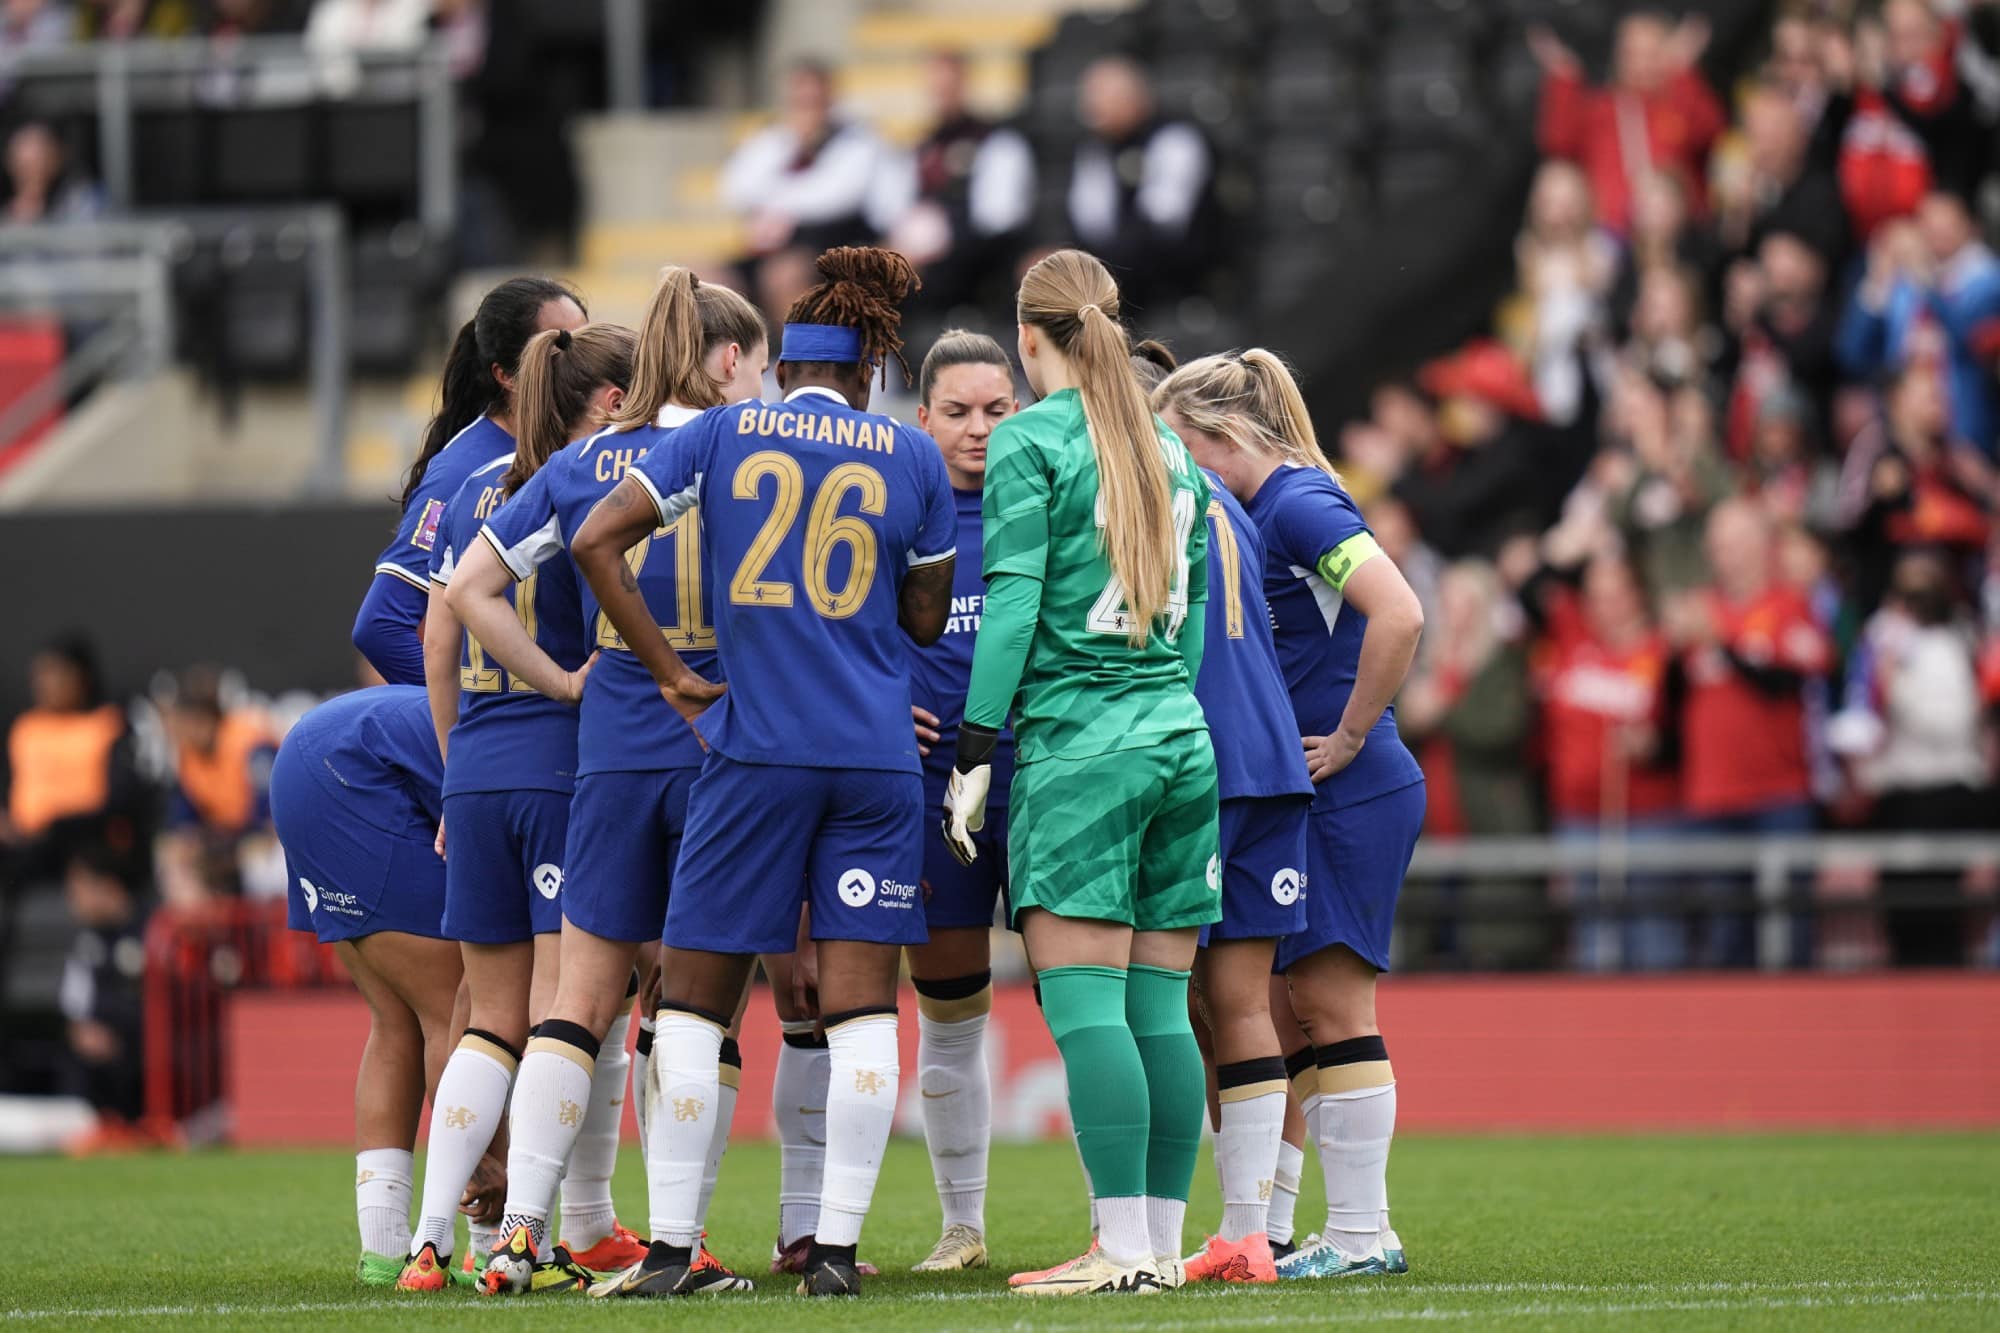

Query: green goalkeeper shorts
[1007,729,1221,932]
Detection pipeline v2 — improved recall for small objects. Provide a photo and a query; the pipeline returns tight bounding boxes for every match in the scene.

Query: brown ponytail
[1152,347,1342,484]
[504,323,637,494]
[612,267,768,428]
[1017,249,1176,646]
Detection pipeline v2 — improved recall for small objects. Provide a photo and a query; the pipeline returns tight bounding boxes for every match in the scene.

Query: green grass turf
[4,1134,1996,1328]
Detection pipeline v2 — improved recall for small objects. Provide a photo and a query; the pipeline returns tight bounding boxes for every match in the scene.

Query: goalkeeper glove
[942,722,998,866]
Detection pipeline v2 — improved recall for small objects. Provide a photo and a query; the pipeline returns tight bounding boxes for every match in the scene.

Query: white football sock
[1145,1195,1187,1261]
[1268,1139,1305,1246]
[697,1042,741,1229]
[1217,1087,1285,1241]
[356,1148,413,1258]
[647,1010,721,1248]
[773,1025,828,1246]
[496,1028,597,1255]
[917,1006,990,1233]
[1096,1196,1151,1268]
[1319,1082,1395,1258]
[412,1035,515,1254]
[632,1012,655,1166]
[467,1220,502,1264]
[558,1011,630,1251]
[815,1012,898,1248]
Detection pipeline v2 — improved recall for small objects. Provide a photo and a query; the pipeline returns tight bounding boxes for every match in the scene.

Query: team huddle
[273,243,1428,1300]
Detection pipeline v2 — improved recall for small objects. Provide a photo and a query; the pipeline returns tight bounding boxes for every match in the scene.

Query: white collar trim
[785,385,847,405]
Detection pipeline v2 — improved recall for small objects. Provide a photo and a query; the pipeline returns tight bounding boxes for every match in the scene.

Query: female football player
[941,249,1216,1296]
[1154,349,1425,1281]
[573,246,956,1298]
[902,330,1020,1273]
[397,323,634,1293]
[272,685,472,1286]
[449,269,769,1297]
[352,277,585,684]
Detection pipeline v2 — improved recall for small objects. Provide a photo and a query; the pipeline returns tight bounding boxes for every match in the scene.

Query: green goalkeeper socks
[1127,963,1204,1204]
[1037,964,1149,1200]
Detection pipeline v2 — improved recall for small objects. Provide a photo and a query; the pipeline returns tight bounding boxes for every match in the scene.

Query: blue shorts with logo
[272,742,446,944]
[562,767,697,943]
[1201,795,1311,946]
[920,775,1009,930]
[440,789,570,944]
[665,754,927,955]
[1276,780,1425,974]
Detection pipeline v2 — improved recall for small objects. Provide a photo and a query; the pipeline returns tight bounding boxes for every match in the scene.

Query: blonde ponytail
[1152,347,1341,484]
[612,267,769,429]
[504,323,638,494]
[1018,249,1176,646]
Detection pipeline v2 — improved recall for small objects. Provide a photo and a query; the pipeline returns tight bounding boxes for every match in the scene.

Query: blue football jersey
[481,409,719,777]
[429,458,588,796]
[1244,464,1423,810]
[630,386,958,772]
[906,485,1015,806]
[279,685,443,840]
[372,416,515,591]
[1194,476,1315,803]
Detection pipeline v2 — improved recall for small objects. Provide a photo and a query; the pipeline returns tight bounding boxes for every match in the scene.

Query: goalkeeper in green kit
[940,250,1219,1297]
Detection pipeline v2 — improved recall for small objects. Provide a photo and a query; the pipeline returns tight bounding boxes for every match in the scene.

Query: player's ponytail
[402,276,583,508]
[1153,348,1341,484]
[1017,248,1176,646]
[503,323,637,495]
[613,267,768,428]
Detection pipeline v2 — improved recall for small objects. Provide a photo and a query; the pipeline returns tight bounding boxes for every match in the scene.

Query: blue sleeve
[1930,272,2000,349]
[482,463,564,581]
[428,487,473,586]
[909,428,959,566]
[629,415,710,524]
[1271,476,1368,572]
[1835,289,1892,376]
[352,572,429,686]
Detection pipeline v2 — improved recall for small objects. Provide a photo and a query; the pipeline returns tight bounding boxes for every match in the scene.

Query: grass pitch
[5,1133,1996,1328]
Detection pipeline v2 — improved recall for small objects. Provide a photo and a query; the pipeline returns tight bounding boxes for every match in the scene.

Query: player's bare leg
[1181,939,1283,1284]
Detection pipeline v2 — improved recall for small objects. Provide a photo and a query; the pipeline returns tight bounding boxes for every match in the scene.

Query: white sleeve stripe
[374,561,429,590]
[481,513,561,583]
[628,467,672,526]
[907,545,956,568]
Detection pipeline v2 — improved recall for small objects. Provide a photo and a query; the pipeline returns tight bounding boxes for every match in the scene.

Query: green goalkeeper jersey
[971,387,1211,764]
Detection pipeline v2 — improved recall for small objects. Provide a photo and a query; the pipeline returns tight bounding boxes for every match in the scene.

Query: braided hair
[783,246,921,387]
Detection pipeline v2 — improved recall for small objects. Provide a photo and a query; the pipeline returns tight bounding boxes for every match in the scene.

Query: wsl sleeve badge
[410,498,447,552]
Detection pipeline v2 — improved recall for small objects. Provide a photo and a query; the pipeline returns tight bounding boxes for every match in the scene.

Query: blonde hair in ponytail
[612,267,768,428]
[1017,249,1176,646]
[1151,347,1342,484]
[505,323,637,494]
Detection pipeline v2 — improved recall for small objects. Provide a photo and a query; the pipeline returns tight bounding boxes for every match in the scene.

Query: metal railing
[12,36,456,238]
[1404,833,2000,971]
[0,208,349,489]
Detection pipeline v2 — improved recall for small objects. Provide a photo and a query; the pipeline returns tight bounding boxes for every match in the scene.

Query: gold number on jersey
[1206,499,1245,639]
[727,451,886,618]
[461,571,540,692]
[729,451,801,607]
[595,510,715,651]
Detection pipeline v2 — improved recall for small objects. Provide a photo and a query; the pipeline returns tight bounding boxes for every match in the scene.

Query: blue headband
[779,323,865,364]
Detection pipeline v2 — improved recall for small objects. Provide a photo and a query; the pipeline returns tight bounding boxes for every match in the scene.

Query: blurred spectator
[1717,80,1850,269]
[1831,547,1992,962]
[3,122,105,226]
[456,0,579,263]
[1626,260,1718,390]
[57,842,149,1132]
[1367,494,1443,656]
[1526,549,1684,970]
[154,666,275,906]
[202,0,299,37]
[1063,54,1217,314]
[1874,0,1994,202]
[1505,159,1615,423]
[1746,383,1839,529]
[75,0,194,39]
[1399,560,1544,969]
[1836,192,2000,457]
[872,51,1035,317]
[3,636,143,887]
[1720,229,1839,457]
[303,0,425,55]
[723,59,887,318]
[1528,12,1724,236]
[1607,368,1732,596]
[1611,169,1725,335]
[0,0,71,102]
[1666,498,1832,966]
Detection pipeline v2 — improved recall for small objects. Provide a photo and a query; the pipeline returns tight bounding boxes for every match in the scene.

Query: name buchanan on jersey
[736,406,898,453]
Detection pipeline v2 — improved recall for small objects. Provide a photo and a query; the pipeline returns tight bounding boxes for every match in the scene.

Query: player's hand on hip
[942,721,999,866]
[660,674,726,744]
[557,651,599,706]
[1304,729,1366,782]
[912,705,942,758]
[434,819,447,859]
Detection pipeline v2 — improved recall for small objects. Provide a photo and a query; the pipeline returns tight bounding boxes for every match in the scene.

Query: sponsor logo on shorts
[1271,867,1303,906]
[838,868,877,907]
[299,876,318,913]
[877,878,920,910]
[533,863,564,900]
[300,876,363,917]
[1205,854,1221,893]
